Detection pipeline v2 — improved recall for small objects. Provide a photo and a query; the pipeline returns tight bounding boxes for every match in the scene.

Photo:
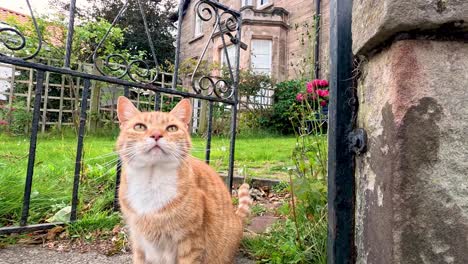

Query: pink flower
[310,79,329,88]
[306,82,315,94]
[316,89,329,97]
[310,79,321,88]
[318,79,329,87]
[320,100,327,107]
[296,93,304,102]
[0,120,8,125]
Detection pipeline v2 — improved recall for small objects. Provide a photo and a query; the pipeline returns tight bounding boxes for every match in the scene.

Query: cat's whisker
[97,151,140,178]
[99,158,122,169]
[85,152,119,161]
[85,145,143,161]
[97,149,140,169]
[189,146,213,149]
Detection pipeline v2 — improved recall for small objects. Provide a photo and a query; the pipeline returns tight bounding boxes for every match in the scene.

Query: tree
[51,0,176,66]
[2,14,131,132]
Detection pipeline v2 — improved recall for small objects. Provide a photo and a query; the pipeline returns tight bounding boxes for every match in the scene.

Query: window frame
[250,39,272,75]
[220,45,237,71]
[249,39,273,108]
[194,10,203,37]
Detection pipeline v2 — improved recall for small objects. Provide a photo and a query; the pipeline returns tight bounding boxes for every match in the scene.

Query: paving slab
[0,245,254,264]
[247,216,280,234]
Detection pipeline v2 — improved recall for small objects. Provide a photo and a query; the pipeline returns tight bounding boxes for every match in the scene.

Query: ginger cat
[116,96,252,264]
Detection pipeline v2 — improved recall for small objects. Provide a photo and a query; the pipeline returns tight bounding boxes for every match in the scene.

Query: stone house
[179,0,330,97]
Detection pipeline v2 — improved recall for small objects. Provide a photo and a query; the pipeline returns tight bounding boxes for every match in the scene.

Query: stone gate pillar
[352,1,468,263]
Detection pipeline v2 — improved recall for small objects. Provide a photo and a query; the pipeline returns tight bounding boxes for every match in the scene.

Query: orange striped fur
[116,96,252,264]
[236,183,252,219]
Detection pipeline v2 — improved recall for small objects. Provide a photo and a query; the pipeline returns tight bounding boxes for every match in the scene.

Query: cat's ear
[170,99,192,124]
[117,96,140,125]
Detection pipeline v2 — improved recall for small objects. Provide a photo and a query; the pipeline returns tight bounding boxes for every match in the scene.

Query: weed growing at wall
[0,101,32,135]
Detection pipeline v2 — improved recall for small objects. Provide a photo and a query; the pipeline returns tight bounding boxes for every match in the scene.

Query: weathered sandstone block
[355,40,468,264]
[352,0,468,54]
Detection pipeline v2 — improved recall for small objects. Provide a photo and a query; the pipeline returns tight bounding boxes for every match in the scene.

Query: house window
[221,45,237,70]
[257,0,270,8]
[194,11,203,36]
[250,39,273,106]
[241,0,253,7]
[250,39,272,75]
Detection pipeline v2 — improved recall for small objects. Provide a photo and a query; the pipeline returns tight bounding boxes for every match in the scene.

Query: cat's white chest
[125,165,178,215]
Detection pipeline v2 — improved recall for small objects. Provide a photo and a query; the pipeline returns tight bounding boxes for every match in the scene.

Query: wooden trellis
[0,60,175,132]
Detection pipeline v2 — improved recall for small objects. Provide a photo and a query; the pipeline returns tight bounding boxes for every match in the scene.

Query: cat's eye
[166,125,178,132]
[133,123,147,132]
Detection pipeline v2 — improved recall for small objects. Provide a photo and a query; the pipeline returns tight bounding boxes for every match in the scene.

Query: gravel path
[0,245,254,264]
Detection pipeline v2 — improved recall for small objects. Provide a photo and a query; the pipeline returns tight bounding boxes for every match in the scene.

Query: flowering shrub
[245,79,329,264]
[290,79,329,178]
[296,79,329,109]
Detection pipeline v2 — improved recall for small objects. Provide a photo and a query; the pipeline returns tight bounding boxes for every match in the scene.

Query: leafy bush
[237,109,275,136]
[269,80,305,134]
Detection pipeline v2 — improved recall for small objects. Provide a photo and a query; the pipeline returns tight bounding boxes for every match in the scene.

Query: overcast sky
[1,0,92,16]
[1,0,177,17]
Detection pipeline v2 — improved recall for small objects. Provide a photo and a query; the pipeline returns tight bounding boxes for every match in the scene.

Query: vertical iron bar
[227,15,242,193]
[64,0,77,68]
[328,0,355,263]
[172,0,185,89]
[154,92,161,111]
[123,86,130,98]
[70,78,90,221]
[205,101,214,164]
[113,86,129,211]
[20,70,45,226]
[114,162,122,211]
[314,0,321,79]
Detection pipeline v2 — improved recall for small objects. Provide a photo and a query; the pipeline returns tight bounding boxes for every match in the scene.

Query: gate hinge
[349,128,367,155]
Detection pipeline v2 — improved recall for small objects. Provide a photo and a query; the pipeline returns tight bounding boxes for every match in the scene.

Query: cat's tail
[236,183,253,219]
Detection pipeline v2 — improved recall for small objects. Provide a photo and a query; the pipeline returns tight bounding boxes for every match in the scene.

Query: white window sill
[257,3,273,10]
[189,34,204,44]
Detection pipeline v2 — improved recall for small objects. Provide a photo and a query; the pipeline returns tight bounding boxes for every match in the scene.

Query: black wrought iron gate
[328,0,357,263]
[0,0,242,234]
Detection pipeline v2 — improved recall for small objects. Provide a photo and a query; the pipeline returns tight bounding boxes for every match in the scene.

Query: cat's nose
[150,132,163,141]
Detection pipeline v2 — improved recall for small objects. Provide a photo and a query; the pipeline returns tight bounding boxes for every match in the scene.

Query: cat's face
[116,96,192,167]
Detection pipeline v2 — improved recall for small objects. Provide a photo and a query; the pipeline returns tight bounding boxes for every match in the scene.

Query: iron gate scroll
[0,0,242,234]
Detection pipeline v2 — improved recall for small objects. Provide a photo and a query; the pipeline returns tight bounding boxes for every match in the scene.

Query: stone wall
[353,1,468,263]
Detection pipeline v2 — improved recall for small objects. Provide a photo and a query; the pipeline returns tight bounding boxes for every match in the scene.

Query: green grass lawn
[0,133,296,227]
